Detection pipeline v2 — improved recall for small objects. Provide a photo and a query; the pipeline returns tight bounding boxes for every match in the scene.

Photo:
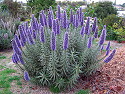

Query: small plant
[75,89,91,94]
[12,6,116,92]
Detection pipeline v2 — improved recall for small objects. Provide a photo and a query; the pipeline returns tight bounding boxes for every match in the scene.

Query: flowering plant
[12,6,116,91]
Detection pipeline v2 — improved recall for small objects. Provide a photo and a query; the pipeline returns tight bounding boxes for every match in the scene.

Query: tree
[94,1,117,19]
[27,0,57,15]
[2,0,21,17]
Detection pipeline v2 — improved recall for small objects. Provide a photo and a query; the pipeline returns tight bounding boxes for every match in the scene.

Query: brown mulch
[81,46,125,94]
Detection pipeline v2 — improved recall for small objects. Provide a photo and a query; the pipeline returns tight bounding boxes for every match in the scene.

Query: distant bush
[0,18,20,50]
[94,1,117,19]
[103,14,120,27]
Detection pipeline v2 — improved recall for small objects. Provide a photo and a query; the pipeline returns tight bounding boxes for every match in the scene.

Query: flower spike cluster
[11,5,116,90]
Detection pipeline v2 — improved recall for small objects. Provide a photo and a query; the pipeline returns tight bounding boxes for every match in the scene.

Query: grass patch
[0,65,5,69]
[0,56,6,59]
[0,68,16,75]
[0,88,13,94]
[75,89,91,94]
[0,65,22,94]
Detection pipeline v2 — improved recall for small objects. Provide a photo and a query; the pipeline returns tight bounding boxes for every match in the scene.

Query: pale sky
[14,0,125,4]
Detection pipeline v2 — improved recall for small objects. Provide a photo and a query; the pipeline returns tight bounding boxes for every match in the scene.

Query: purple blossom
[12,53,19,63]
[39,13,44,26]
[100,45,104,50]
[63,10,67,29]
[70,9,73,23]
[94,27,98,38]
[106,49,110,56]
[12,39,22,56]
[99,27,107,46]
[56,19,60,35]
[104,49,116,63]
[31,14,38,30]
[27,29,34,45]
[57,5,61,20]
[63,32,69,50]
[92,17,97,32]
[15,34,21,48]
[79,7,82,22]
[40,26,45,43]
[85,17,90,35]
[80,26,85,36]
[87,37,92,48]
[32,30,36,39]
[74,15,79,28]
[52,19,57,33]
[49,6,54,19]
[48,11,53,28]
[24,71,30,81]
[80,12,84,26]
[51,32,56,51]
[42,11,47,26]
[18,25,26,45]
[106,41,110,51]
[18,55,25,64]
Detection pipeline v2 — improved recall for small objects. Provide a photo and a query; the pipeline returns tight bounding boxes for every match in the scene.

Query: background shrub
[94,1,117,19]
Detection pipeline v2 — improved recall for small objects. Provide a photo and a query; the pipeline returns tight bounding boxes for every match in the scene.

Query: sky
[14,0,125,5]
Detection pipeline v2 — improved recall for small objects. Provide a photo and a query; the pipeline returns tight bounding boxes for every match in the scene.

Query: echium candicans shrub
[12,5,116,91]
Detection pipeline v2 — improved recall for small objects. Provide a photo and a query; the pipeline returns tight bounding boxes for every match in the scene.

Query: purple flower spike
[39,13,44,26]
[92,17,97,32]
[48,11,53,28]
[12,53,19,63]
[51,32,56,51]
[57,5,61,20]
[52,19,57,33]
[85,17,90,35]
[80,26,85,36]
[63,10,67,29]
[100,45,104,50]
[70,9,73,23]
[104,49,116,63]
[74,15,79,28]
[27,29,34,45]
[56,19,60,35]
[99,27,107,46]
[24,71,30,81]
[94,27,98,38]
[80,12,84,26]
[106,49,110,56]
[49,6,54,19]
[18,55,25,64]
[42,11,47,26]
[40,26,45,43]
[18,25,26,45]
[12,39,22,56]
[15,34,21,48]
[31,14,38,30]
[63,32,69,50]
[87,37,92,48]
[33,31,36,39]
[106,41,110,51]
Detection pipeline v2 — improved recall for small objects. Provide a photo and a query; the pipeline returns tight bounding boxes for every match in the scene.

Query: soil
[0,41,125,94]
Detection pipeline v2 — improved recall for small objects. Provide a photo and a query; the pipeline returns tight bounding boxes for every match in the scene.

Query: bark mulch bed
[81,46,125,94]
